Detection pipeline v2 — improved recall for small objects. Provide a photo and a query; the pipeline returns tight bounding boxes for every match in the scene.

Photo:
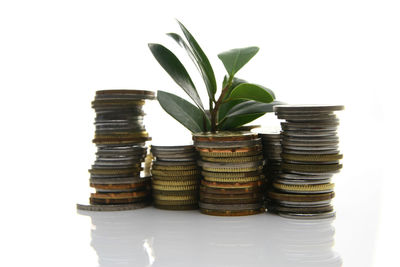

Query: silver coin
[275,178,331,185]
[274,104,344,112]
[277,113,337,121]
[283,131,337,137]
[287,169,341,176]
[90,177,150,184]
[152,152,197,159]
[194,138,261,148]
[76,202,151,212]
[282,124,339,131]
[284,160,340,165]
[278,200,332,207]
[278,211,336,219]
[283,145,339,151]
[282,149,340,155]
[282,135,339,142]
[151,145,194,152]
[279,173,333,180]
[282,140,339,147]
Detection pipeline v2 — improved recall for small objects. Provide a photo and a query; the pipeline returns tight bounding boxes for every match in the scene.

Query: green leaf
[226,101,284,117]
[166,33,198,69]
[177,21,217,100]
[218,46,259,76]
[157,90,205,133]
[218,113,264,130]
[218,99,246,122]
[148,43,204,111]
[228,83,275,103]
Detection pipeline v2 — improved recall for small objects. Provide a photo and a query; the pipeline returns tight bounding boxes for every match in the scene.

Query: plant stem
[210,76,233,132]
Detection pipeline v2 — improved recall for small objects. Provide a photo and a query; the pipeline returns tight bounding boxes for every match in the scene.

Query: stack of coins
[259,132,283,207]
[193,131,265,216]
[150,145,201,210]
[267,105,344,219]
[77,89,155,211]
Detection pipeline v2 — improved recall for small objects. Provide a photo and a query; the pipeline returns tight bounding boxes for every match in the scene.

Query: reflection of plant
[149,20,281,133]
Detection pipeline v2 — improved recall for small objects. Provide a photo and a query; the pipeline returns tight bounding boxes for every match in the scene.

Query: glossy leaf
[228,83,275,103]
[148,43,204,111]
[218,99,246,122]
[157,90,205,133]
[218,46,259,76]
[218,113,264,130]
[177,21,217,100]
[226,101,284,117]
[166,33,198,70]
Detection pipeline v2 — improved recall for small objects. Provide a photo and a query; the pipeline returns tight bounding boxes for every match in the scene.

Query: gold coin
[199,150,262,158]
[89,167,142,175]
[273,183,335,192]
[152,164,198,171]
[282,163,342,172]
[201,180,263,189]
[201,155,263,163]
[281,153,343,162]
[153,194,198,201]
[151,169,201,176]
[202,166,263,173]
[152,174,200,181]
[152,179,199,186]
[203,175,263,183]
[152,184,199,191]
[201,170,262,178]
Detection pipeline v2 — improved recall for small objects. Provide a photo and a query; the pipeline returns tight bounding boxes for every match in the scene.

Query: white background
[0,0,399,266]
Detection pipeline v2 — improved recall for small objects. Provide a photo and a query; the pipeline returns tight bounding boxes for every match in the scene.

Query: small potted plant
[148,20,280,133]
[149,21,281,216]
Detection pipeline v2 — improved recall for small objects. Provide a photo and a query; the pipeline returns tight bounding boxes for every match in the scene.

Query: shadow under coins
[78,208,342,267]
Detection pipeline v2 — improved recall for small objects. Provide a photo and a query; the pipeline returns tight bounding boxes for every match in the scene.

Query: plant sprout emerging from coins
[149,20,281,133]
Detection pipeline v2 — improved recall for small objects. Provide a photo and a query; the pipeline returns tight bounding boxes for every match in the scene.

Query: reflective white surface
[77,208,342,267]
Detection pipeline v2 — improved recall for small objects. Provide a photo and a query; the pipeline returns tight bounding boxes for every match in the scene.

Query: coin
[273,104,344,112]
[273,182,335,193]
[194,138,261,148]
[278,211,336,219]
[193,131,258,141]
[154,203,199,210]
[201,180,263,189]
[76,202,151,211]
[199,150,262,158]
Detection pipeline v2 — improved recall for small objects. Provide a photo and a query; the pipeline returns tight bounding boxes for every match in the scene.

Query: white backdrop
[0,0,399,266]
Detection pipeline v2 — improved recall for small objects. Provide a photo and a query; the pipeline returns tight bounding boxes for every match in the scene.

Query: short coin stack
[77,89,155,211]
[259,132,283,207]
[267,105,344,219]
[151,145,201,210]
[193,131,265,216]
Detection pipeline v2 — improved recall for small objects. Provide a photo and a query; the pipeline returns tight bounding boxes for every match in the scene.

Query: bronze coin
[268,191,335,202]
[200,208,264,216]
[89,196,151,205]
[201,179,263,189]
[91,190,150,200]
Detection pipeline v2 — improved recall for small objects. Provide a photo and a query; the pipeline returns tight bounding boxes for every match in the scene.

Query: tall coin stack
[193,132,265,216]
[267,105,344,219]
[150,145,201,210]
[259,132,282,207]
[77,90,155,211]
